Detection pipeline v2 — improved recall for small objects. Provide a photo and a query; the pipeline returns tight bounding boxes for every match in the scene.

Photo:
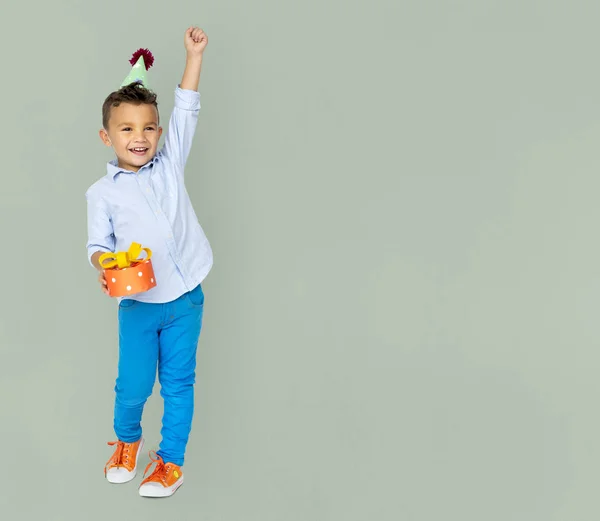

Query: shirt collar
[107,155,158,181]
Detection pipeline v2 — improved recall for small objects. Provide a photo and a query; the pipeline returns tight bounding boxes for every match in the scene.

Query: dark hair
[102,82,159,129]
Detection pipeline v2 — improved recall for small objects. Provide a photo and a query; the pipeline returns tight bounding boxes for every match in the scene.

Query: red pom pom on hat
[129,48,154,70]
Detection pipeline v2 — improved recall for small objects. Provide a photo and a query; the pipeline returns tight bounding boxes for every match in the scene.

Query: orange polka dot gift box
[99,243,157,298]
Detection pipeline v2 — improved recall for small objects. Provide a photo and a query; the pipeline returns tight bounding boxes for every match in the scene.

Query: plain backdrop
[1,0,600,519]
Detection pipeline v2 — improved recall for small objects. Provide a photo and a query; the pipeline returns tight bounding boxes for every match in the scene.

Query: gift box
[99,243,157,297]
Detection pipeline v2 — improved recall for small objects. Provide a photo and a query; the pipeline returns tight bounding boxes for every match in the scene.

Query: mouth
[129,147,149,156]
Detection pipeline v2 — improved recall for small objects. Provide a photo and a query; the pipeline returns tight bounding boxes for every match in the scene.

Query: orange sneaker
[138,451,184,498]
[104,438,144,484]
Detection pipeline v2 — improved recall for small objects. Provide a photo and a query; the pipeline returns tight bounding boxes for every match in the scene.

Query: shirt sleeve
[86,190,115,267]
[160,85,201,174]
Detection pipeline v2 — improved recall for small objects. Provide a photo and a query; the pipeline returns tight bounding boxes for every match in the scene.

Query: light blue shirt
[86,86,213,304]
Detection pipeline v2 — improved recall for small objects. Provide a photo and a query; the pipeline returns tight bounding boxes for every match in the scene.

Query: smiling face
[100,102,163,172]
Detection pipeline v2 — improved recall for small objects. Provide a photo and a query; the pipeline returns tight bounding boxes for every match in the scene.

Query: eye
[145,127,156,131]
[122,127,131,132]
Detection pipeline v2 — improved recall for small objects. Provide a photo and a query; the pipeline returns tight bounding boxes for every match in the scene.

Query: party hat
[120,48,154,88]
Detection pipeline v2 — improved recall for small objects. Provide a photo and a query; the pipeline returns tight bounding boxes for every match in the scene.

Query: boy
[85,27,213,498]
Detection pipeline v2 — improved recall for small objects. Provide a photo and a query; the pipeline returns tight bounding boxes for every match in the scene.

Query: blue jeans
[114,284,204,466]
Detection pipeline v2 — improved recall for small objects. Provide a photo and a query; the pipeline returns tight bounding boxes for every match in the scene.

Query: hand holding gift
[99,243,157,297]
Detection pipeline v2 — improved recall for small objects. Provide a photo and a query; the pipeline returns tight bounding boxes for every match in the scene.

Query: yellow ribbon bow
[99,242,152,270]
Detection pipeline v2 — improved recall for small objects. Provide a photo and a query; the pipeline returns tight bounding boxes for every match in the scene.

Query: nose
[131,128,146,140]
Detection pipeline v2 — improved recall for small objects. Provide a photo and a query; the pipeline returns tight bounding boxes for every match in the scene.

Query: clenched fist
[185,26,208,56]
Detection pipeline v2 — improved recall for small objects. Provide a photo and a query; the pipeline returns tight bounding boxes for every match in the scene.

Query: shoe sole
[106,437,145,484]
[139,475,184,498]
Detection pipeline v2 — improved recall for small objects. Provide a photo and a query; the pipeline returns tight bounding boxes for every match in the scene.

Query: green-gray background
[0,0,596,519]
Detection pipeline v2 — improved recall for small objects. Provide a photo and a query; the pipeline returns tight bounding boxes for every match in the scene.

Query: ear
[99,128,112,147]
[158,126,163,140]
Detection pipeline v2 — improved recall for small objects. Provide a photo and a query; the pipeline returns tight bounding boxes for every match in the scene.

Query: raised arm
[161,27,208,171]
[181,26,207,91]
